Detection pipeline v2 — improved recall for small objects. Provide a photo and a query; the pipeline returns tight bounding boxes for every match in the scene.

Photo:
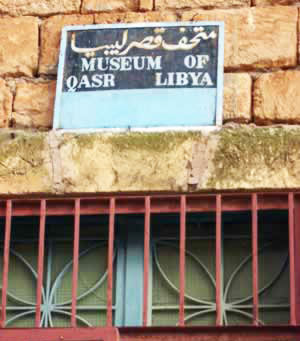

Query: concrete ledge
[0,125,299,195]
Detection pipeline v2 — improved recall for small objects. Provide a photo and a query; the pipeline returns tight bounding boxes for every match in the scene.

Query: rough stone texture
[58,127,300,191]
[298,7,300,66]
[0,131,52,194]
[82,0,139,13]
[140,0,154,11]
[0,17,39,77]
[1,127,300,194]
[182,6,297,70]
[0,80,13,128]
[94,11,177,23]
[0,0,81,16]
[39,15,94,75]
[156,0,250,10]
[13,81,56,129]
[254,0,299,5]
[207,127,300,190]
[58,133,196,192]
[254,71,300,125]
[223,73,251,123]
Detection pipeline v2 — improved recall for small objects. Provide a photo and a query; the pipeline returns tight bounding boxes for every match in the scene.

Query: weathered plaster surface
[0,126,299,195]
[0,130,52,194]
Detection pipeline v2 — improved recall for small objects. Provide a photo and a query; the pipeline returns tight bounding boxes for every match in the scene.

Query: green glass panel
[78,310,110,326]
[185,238,215,303]
[6,311,35,328]
[2,216,111,328]
[152,212,290,327]
[224,237,252,303]
[258,214,289,325]
[185,311,215,326]
[226,310,252,325]
[152,243,179,306]
[151,311,179,326]
[51,242,73,304]
[51,313,72,327]
[259,308,289,325]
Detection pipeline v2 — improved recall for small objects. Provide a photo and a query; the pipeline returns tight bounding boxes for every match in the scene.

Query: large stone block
[298,8,300,65]
[58,133,195,192]
[156,0,250,10]
[39,14,94,75]
[13,81,56,129]
[140,0,154,11]
[254,0,299,5]
[223,73,251,123]
[82,0,138,13]
[94,11,176,23]
[0,80,13,128]
[254,71,300,124]
[0,0,81,16]
[0,126,300,195]
[56,127,300,192]
[182,6,297,70]
[1,127,300,194]
[0,17,39,77]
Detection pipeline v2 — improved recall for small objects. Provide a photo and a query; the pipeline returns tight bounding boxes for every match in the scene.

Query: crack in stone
[48,131,64,194]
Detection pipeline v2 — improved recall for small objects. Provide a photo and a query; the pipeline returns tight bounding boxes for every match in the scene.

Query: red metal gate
[0,193,299,340]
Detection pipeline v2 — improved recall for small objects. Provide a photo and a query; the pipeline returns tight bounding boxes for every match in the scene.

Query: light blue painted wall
[115,226,144,326]
[59,88,217,129]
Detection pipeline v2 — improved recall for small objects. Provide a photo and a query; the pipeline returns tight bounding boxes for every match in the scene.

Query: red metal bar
[0,200,12,328]
[289,193,296,325]
[119,325,300,341]
[0,193,290,217]
[216,194,222,326]
[143,196,151,326]
[0,325,299,341]
[179,195,186,326]
[251,194,259,326]
[35,200,46,328]
[71,199,80,327]
[107,198,115,327]
[0,327,120,341]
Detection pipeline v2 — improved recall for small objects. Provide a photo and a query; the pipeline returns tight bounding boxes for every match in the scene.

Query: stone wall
[3,126,300,194]
[0,0,300,194]
[0,0,299,130]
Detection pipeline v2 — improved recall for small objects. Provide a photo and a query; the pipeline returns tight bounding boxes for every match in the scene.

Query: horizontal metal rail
[0,193,294,216]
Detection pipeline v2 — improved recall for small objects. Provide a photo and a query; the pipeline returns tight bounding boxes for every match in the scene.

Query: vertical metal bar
[0,200,12,328]
[143,196,151,326]
[252,194,259,326]
[106,198,115,327]
[71,199,80,327]
[179,195,186,326]
[35,200,46,328]
[289,193,296,325]
[216,194,222,326]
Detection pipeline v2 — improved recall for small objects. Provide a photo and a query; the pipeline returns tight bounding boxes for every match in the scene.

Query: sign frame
[53,21,224,133]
